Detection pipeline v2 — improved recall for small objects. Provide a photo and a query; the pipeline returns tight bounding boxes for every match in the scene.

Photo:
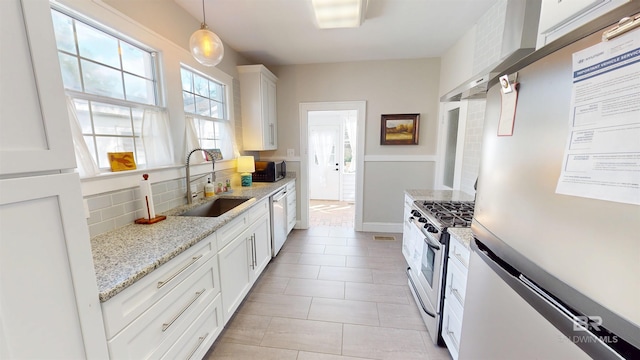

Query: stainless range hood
[441,0,542,102]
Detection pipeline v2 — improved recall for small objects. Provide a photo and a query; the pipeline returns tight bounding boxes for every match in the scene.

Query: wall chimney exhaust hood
[441,0,542,102]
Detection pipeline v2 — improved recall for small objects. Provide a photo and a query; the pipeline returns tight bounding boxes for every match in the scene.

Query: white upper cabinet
[238,65,278,151]
[536,0,631,49]
[0,0,76,175]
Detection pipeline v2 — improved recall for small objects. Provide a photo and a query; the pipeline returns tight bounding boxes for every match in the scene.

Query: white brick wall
[85,168,239,238]
[460,0,508,195]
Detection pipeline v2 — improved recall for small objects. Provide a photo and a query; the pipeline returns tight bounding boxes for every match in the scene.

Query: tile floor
[309,200,355,228]
[204,226,452,360]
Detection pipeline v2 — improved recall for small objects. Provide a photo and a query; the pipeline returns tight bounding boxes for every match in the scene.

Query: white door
[309,121,341,200]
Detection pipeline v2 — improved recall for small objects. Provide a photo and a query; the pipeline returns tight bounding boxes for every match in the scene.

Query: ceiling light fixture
[189,0,224,66]
[311,0,368,29]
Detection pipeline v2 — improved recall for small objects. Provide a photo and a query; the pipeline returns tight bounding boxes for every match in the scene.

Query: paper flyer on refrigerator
[556,28,640,205]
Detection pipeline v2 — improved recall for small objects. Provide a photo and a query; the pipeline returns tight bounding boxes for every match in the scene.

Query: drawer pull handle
[186,332,209,360]
[452,287,464,305]
[157,255,203,289]
[162,289,205,332]
[447,326,460,349]
[453,251,468,268]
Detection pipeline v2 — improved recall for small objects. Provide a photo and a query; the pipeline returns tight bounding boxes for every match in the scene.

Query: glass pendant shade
[189,24,224,67]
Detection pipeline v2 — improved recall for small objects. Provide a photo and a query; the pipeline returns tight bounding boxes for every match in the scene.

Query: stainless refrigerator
[459,14,640,360]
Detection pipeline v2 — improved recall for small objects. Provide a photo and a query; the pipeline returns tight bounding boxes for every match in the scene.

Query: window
[181,66,229,154]
[51,8,160,169]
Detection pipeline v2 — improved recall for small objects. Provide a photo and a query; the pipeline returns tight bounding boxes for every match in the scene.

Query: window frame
[51,6,164,170]
[180,65,230,157]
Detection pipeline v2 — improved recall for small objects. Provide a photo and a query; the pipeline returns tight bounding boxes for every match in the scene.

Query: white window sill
[79,159,236,196]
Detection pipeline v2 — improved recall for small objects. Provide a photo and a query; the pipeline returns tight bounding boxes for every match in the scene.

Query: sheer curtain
[142,109,174,167]
[344,113,357,173]
[66,97,99,177]
[185,115,205,163]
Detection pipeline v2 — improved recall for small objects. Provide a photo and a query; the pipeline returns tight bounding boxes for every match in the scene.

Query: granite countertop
[91,177,295,302]
[447,228,474,250]
[404,189,475,202]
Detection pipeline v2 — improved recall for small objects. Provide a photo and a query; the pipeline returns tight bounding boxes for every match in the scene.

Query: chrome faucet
[186,148,216,204]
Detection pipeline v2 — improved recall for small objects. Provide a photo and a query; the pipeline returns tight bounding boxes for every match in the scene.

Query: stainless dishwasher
[270,188,287,257]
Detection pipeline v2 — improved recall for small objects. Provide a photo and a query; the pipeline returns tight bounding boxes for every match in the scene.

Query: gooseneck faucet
[186,148,216,204]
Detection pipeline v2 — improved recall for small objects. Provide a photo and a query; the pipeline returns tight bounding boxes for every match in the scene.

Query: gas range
[413,200,475,230]
[404,199,475,347]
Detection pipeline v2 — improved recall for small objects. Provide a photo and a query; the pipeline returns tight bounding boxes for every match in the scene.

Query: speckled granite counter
[448,228,474,249]
[91,177,295,302]
[404,189,474,202]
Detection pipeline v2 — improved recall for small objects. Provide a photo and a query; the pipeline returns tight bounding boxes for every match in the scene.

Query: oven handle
[424,237,441,251]
[410,218,441,251]
[406,267,436,318]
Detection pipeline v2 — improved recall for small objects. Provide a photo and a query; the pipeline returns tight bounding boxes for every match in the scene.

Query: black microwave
[252,161,286,182]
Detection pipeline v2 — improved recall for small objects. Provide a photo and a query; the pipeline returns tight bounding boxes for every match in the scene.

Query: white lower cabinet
[101,235,221,359]
[218,228,253,324]
[442,236,470,360]
[218,198,271,324]
[161,294,223,360]
[286,180,296,234]
[99,197,274,359]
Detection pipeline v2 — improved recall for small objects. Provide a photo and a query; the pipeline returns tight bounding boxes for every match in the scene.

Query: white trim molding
[364,155,437,162]
[299,101,366,231]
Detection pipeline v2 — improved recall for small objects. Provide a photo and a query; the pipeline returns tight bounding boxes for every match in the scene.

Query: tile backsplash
[85,168,240,238]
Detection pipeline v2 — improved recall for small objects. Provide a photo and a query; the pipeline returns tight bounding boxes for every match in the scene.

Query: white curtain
[142,109,174,167]
[66,97,100,177]
[221,119,240,159]
[344,113,357,173]
[185,115,205,163]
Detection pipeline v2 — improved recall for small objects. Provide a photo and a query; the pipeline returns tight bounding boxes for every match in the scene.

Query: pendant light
[190,0,224,67]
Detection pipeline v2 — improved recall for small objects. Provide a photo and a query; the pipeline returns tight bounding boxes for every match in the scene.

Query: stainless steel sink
[179,197,251,217]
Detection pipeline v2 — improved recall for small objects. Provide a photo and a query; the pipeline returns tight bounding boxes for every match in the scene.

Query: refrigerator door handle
[406,267,436,318]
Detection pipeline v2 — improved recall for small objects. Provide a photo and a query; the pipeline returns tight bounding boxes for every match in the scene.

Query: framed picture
[108,152,137,172]
[380,114,419,145]
[204,148,223,161]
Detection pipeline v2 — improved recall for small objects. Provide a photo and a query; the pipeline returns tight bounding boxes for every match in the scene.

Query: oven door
[417,232,445,310]
[406,220,445,344]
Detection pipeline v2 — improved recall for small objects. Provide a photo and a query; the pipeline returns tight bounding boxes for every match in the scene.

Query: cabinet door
[0,174,107,359]
[250,213,272,280]
[0,0,76,175]
[218,231,252,324]
[262,76,277,150]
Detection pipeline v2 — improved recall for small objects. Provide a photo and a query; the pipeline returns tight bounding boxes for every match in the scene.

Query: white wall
[439,25,477,97]
[267,59,441,229]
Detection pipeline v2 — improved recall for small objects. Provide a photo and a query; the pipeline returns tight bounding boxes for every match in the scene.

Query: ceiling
[174,0,498,66]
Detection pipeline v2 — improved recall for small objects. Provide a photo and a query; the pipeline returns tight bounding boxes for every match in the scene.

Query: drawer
[107,256,219,358]
[161,294,223,360]
[442,303,463,360]
[449,236,470,270]
[445,255,468,311]
[101,235,216,338]
[248,198,269,223]
[216,213,248,250]
[287,194,296,208]
[286,181,295,192]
